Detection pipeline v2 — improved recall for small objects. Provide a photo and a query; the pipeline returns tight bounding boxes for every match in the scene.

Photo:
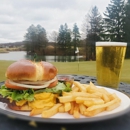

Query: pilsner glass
[96,42,127,88]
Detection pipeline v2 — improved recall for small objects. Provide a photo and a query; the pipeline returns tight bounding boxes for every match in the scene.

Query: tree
[49,31,58,61]
[57,23,72,61]
[124,0,130,42]
[102,0,125,42]
[66,28,72,61]
[49,31,58,43]
[85,6,102,60]
[24,24,48,56]
[124,0,130,58]
[37,25,48,49]
[57,24,65,52]
[72,23,80,61]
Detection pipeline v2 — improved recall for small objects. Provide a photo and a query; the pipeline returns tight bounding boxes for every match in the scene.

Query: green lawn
[0,59,130,84]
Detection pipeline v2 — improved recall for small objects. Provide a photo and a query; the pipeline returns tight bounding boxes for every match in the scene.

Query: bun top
[6,60,57,81]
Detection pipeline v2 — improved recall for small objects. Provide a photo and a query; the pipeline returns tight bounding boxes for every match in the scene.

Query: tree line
[24,0,130,61]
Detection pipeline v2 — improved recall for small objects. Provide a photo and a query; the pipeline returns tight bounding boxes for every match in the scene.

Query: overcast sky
[0,0,110,43]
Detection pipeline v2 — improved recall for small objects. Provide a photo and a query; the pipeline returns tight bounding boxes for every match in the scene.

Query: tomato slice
[5,80,27,90]
[48,79,58,88]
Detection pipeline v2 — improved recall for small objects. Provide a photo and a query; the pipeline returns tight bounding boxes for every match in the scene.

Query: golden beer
[96,42,127,88]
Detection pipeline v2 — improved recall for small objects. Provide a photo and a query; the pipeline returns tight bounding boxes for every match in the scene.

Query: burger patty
[0,95,9,103]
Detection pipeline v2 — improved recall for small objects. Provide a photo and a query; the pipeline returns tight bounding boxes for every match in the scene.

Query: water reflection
[27,55,78,62]
[0,51,83,62]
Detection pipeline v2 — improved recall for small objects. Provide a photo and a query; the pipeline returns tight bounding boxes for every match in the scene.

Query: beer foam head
[96,42,127,46]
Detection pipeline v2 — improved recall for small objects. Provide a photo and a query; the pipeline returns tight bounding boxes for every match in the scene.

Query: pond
[0,51,83,62]
[0,51,27,61]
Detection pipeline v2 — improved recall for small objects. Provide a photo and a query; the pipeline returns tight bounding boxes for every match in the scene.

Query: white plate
[0,86,130,124]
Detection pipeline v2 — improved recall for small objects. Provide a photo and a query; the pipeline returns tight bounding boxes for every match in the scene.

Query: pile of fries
[30,81,121,118]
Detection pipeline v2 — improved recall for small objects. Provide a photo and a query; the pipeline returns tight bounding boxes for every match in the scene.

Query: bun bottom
[8,103,32,111]
[0,95,32,111]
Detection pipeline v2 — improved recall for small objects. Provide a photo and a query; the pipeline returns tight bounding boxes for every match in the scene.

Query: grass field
[0,59,130,84]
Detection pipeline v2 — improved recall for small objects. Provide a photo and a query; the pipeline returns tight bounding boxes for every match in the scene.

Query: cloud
[0,0,110,43]
[12,0,77,10]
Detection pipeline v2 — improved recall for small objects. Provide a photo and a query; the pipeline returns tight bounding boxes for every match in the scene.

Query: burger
[0,59,72,111]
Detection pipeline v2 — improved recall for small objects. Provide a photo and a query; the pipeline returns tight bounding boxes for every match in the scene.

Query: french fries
[42,104,62,118]
[79,104,86,115]
[73,103,80,118]
[58,95,75,103]
[30,106,52,116]
[57,81,121,118]
[64,102,71,112]
[84,107,105,117]
[73,81,86,92]
[29,81,121,118]
[68,102,75,115]
[58,104,65,113]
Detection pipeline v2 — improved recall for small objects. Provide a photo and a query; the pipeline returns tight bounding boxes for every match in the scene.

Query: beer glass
[96,42,127,88]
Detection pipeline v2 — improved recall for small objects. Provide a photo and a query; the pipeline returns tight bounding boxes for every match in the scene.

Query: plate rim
[0,82,130,124]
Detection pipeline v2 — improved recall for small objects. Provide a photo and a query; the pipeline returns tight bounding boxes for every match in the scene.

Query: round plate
[0,85,130,124]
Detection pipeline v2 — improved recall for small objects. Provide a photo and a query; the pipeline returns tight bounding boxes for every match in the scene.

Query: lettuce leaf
[0,82,72,101]
[0,85,34,101]
[34,82,72,95]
